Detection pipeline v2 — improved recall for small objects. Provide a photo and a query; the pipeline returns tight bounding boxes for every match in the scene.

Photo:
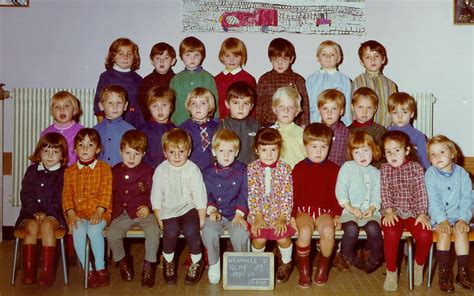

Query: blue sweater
[180,119,218,171]
[138,121,176,169]
[94,117,134,167]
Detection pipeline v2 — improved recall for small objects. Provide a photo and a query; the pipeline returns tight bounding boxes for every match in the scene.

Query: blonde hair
[317,89,346,110]
[347,131,381,162]
[211,129,240,151]
[271,86,302,114]
[161,128,192,153]
[316,40,342,65]
[427,135,458,163]
[49,91,82,122]
[303,123,333,145]
[219,37,247,66]
[185,87,216,117]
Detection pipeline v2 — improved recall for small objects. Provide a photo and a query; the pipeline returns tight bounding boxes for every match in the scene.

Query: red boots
[38,246,56,287]
[314,253,330,285]
[296,245,311,288]
[21,244,37,285]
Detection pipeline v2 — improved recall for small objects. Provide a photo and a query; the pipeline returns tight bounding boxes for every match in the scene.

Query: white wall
[1,0,473,225]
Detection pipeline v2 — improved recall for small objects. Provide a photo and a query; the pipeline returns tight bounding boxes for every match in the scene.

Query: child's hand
[66,211,79,234]
[90,208,104,225]
[231,214,247,229]
[333,216,341,230]
[198,208,206,229]
[414,214,431,230]
[454,220,470,233]
[290,217,297,234]
[349,207,363,219]
[34,212,46,223]
[382,210,399,227]
[435,220,452,234]
[251,214,265,237]
[153,209,164,229]
[209,212,222,222]
[136,205,150,219]
[362,206,376,219]
[274,218,287,237]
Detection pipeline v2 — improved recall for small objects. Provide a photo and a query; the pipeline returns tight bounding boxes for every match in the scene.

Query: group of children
[14,35,473,294]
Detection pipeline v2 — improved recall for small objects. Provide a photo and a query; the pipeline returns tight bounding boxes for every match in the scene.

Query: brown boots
[456,266,474,290]
[141,260,156,288]
[118,256,134,282]
[314,253,330,285]
[439,268,455,293]
[38,246,56,287]
[21,244,37,285]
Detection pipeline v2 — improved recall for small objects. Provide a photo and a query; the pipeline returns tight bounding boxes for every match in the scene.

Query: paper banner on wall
[182,0,365,35]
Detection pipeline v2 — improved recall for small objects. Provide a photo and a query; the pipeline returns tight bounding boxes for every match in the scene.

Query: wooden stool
[11,228,68,285]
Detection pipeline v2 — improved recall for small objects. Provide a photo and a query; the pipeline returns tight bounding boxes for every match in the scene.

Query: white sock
[208,259,221,284]
[252,245,265,252]
[191,253,202,264]
[163,252,174,263]
[279,243,293,264]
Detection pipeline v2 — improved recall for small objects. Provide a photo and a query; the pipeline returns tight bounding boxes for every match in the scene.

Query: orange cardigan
[62,160,113,223]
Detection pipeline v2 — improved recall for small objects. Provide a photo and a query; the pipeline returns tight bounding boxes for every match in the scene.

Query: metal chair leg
[407,238,413,290]
[427,244,434,288]
[84,238,90,289]
[11,238,20,285]
[60,237,68,284]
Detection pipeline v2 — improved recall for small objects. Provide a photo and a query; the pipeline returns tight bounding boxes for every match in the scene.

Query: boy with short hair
[318,89,349,167]
[94,85,135,167]
[107,130,159,288]
[170,36,218,124]
[202,129,249,284]
[219,81,261,164]
[256,38,310,127]
[386,92,430,169]
[138,42,177,120]
[138,86,176,169]
[352,40,398,127]
[271,86,305,168]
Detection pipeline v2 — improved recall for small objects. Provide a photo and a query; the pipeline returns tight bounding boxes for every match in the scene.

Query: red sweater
[214,69,256,119]
[292,159,342,217]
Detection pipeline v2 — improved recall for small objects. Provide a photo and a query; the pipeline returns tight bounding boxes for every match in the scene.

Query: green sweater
[170,68,218,124]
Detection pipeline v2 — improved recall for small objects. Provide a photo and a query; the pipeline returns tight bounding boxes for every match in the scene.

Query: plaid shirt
[328,121,349,167]
[380,160,428,218]
[62,160,113,222]
[256,69,310,127]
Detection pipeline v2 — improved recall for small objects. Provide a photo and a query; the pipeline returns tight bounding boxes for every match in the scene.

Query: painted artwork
[454,0,474,24]
[182,0,365,35]
[0,0,28,6]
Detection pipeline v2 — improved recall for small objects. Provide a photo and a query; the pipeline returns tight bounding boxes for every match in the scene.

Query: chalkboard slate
[223,252,274,290]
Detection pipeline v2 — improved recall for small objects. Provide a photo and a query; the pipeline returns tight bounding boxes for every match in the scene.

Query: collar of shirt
[38,162,61,172]
[113,64,131,72]
[258,160,277,169]
[77,159,98,170]
[213,161,233,173]
[366,70,381,78]
[106,117,124,124]
[319,68,337,74]
[273,121,295,131]
[351,119,374,128]
[185,66,203,73]
[223,67,242,75]
[435,165,455,177]
[53,121,75,131]
[304,158,327,166]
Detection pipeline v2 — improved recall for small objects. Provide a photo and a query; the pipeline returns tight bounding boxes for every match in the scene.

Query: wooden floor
[1,240,473,296]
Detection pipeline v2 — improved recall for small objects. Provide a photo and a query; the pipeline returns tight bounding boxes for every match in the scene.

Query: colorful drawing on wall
[0,0,28,6]
[182,0,365,35]
[454,0,474,24]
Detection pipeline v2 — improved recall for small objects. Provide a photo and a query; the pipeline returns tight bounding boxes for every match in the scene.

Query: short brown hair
[254,127,283,151]
[105,38,140,71]
[100,85,128,104]
[146,87,176,109]
[268,38,295,60]
[427,135,458,163]
[179,36,206,61]
[226,81,256,104]
[352,87,379,106]
[317,89,346,110]
[382,130,419,163]
[162,128,192,152]
[49,91,82,122]
[29,132,69,166]
[211,128,240,151]
[149,42,176,60]
[303,123,333,145]
[358,40,387,62]
[387,92,416,113]
[120,130,148,153]
[185,87,216,117]
[74,128,103,152]
[219,37,248,66]
[347,131,381,162]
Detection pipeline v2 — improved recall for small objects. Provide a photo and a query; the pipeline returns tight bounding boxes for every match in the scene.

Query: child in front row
[292,123,342,288]
[107,130,160,288]
[202,129,249,284]
[380,130,432,291]
[336,131,383,274]
[247,128,295,284]
[151,128,207,285]
[138,42,176,121]
[93,85,134,167]
[62,128,113,288]
[180,87,218,171]
[387,92,430,170]
[16,133,68,286]
[41,91,83,166]
[425,135,474,293]
[139,87,176,169]
[94,38,144,128]
[271,86,305,168]
[256,38,310,127]
[219,81,261,164]
[214,37,256,119]
[352,40,398,127]
[170,36,218,124]
[306,40,351,125]
[318,89,349,167]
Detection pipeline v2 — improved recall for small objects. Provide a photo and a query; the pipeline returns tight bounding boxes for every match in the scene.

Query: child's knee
[23,220,39,235]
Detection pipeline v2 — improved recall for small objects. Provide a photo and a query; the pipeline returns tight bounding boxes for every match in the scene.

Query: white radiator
[411,92,437,138]
[12,88,96,206]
